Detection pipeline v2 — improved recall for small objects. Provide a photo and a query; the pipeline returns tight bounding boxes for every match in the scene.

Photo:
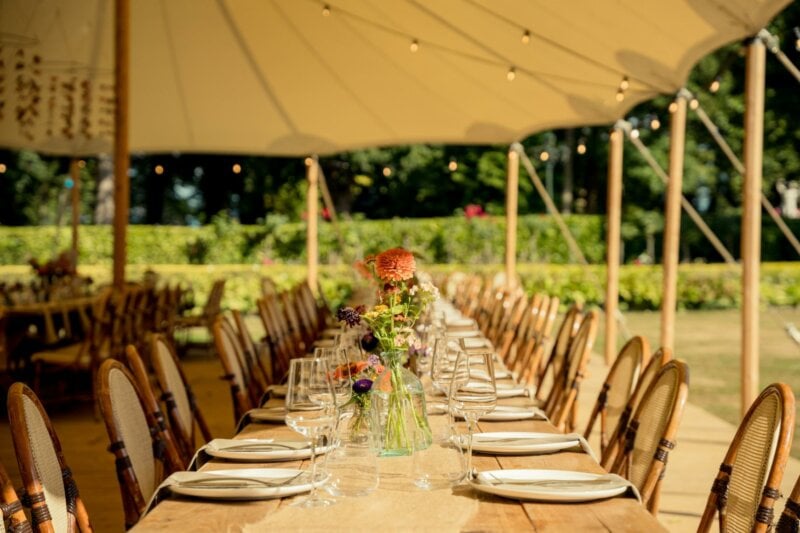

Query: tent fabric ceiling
[0,0,791,157]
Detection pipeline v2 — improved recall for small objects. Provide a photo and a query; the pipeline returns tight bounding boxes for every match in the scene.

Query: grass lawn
[596,307,800,456]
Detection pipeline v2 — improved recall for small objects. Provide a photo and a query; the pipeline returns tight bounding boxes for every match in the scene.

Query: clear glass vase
[324,401,380,497]
[372,350,433,456]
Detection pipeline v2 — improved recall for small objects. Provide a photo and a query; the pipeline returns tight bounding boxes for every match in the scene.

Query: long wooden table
[133,394,667,532]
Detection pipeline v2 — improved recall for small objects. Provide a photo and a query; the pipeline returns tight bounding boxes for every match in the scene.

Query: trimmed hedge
[1,263,798,312]
[0,215,605,265]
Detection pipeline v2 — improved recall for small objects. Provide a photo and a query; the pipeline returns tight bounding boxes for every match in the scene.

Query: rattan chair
[584,336,650,454]
[123,345,186,471]
[149,334,212,463]
[535,305,582,400]
[0,457,32,532]
[546,310,599,432]
[610,359,689,514]
[777,473,800,532]
[698,382,795,533]
[601,347,671,469]
[96,359,175,530]
[231,310,272,390]
[7,382,92,532]
[211,317,253,424]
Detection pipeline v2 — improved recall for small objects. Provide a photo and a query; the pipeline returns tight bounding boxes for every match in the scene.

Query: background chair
[0,457,32,532]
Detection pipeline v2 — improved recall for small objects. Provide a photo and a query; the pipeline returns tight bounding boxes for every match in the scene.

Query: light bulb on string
[619,76,630,91]
[0,163,8,173]
[232,163,242,174]
[155,165,164,175]
[507,66,516,81]
[448,160,458,172]
[304,157,313,166]
[615,88,625,102]
[382,167,392,177]
[322,4,331,16]
[709,78,721,93]
[650,118,661,130]
[576,143,587,155]
[409,39,419,53]
[78,160,86,169]
[630,129,640,139]
[668,101,678,113]
[689,98,699,110]
[521,30,530,44]
[539,151,549,162]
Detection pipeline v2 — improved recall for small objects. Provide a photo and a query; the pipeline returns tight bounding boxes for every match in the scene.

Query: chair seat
[31,343,89,367]
[175,314,208,328]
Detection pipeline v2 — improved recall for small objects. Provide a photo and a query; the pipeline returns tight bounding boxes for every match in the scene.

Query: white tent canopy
[0,0,791,157]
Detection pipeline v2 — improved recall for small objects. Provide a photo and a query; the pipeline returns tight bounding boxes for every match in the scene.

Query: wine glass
[431,337,462,396]
[449,350,496,480]
[314,347,352,408]
[285,357,337,508]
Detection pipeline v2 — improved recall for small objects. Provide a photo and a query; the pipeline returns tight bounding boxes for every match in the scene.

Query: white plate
[446,318,476,328]
[204,439,329,462]
[266,384,288,398]
[248,407,286,423]
[470,368,512,381]
[169,468,319,500]
[470,469,631,502]
[464,405,543,422]
[446,330,482,338]
[464,432,579,455]
[495,383,528,398]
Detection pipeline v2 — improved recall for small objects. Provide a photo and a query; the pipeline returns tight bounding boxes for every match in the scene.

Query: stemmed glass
[285,357,337,508]
[314,347,352,408]
[431,337,462,397]
[449,350,496,480]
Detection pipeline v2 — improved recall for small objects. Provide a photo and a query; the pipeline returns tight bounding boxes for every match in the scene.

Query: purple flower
[367,354,381,367]
[337,306,361,327]
[353,379,373,394]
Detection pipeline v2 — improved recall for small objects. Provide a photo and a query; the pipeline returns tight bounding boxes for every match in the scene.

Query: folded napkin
[475,432,598,462]
[188,439,310,470]
[445,318,476,328]
[236,407,286,433]
[478,405,548,421]
[495,383,530,398]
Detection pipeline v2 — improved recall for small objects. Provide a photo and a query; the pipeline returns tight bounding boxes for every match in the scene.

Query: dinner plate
[203,439,328,462]
[463,405,544,422]
[464,432,579,455]
[445,318,477,328]
[445,330,482,338]
[470,469,632,502]
[470,368,512,380]
[168,468,320,500]
[248,406,286,423]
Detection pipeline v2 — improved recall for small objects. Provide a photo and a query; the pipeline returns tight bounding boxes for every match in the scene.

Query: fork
[484,473,620,488]
[175,472,305,489]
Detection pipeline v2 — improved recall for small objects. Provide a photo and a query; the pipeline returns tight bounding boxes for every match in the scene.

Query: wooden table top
[133,394,667,532]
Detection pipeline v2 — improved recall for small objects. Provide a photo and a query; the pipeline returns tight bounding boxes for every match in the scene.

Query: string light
[232,163,242,174]
[448,160,458,171]
[409,39,419,53]
[668,101,678,113]
[304,157,313,166]
[521,30,530,44]
[155,165,164,175]
[576,143,587,155]
[506,67,516,81]
[0,164,6,173]
[689,98,699,110]
[615,88,625,102]
[619,76,630,91]
[539,151,550,162]
[78,160,86,168]
[382,166,392,177]
[650,118,661,130]
[322,4,331,16]
[630,129,640,139]
[709,78,721,93]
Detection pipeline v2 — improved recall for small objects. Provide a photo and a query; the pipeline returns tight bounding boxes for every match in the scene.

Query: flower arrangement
[337,247,438,455]
[331,354,385,432]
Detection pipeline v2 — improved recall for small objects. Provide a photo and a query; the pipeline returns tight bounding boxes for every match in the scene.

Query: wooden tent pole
[605,125,624,365]
[505,148,520,288]
[306,156,320,293]
[741,38,766,416]
[317,166,348,260]
[661,95,687,352]
[69,159,80,263]
[112,0,130,289]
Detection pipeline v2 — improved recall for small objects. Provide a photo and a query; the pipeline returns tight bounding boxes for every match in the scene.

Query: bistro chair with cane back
[698,382,795,533]
[584,336,651,456]
[0,457,31,532]
[219,315,261,408]
[96,359,179,530]
[124,345,186,471]
[601,347,671,469]
[7,382,92,532]
[546,310,599,432]
[149,334,212,463]
[231,310,272,390]
[535,305,582,401]
[610,359,689,515]
[211,317,253,424]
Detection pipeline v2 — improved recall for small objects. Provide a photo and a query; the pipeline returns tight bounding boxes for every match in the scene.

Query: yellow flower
[373,304,389,313]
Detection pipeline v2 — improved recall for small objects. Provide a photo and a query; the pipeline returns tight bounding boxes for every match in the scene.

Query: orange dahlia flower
[375,247,416,281]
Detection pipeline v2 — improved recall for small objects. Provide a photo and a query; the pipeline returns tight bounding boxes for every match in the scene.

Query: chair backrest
[212,317,253,423]
[548,310,599,431]
[150,334,212,460]
[0,458,31,532]
[611,359,689,514]
[536,304,582,399]
[777,473,800,532]
[7,382,91,533]
[584,336,650,452]
[124,345,185,471]
[699,383,795,533]
[232,310,271,390]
